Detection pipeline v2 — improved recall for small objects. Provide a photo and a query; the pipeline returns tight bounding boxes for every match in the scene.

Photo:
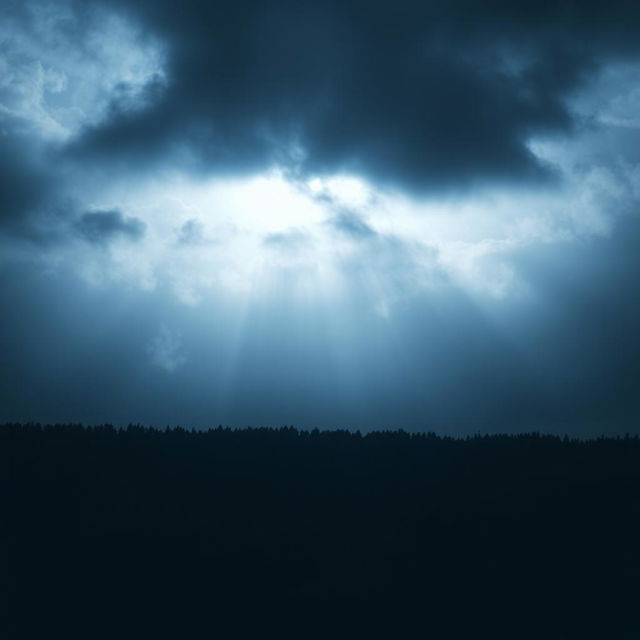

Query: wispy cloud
[148,325,186,373]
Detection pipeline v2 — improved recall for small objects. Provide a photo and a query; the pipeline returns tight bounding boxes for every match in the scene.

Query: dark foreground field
[2,424,640,639]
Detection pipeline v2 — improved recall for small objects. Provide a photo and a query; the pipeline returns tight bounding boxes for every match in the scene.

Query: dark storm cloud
[74,209,146,245]
[72,0,640,191]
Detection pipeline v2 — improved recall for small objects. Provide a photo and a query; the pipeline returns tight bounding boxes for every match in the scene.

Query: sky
[1,0,640,434]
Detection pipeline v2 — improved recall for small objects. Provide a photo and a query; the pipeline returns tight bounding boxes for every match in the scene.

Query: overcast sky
[2,0,640,433]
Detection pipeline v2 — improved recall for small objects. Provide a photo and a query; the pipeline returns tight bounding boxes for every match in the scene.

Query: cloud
[263,230,310,250]
[148,325,186,373]
[176,219,204,245]
[74,209,146,245]
[0,0,166,142]
[3,0,640,251]
[68,0,640,191]
[0,0,165,245]
[329,211,377,240]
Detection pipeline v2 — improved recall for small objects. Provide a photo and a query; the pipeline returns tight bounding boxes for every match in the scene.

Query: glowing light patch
[215,173,327,234]
[64,131,636,310]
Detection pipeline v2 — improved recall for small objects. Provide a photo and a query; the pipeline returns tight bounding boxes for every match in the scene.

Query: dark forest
[3,424,640,639]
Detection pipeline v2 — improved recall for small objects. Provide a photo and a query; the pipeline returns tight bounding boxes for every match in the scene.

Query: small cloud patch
[177,219,209,245]
[148,325,186,373]
[74,209,146,245]
[330,211,378,240]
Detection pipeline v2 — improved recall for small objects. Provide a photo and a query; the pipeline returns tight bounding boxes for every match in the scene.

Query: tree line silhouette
[3,423,640,639]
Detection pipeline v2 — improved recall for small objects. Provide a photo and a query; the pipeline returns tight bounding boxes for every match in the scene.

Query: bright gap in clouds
[73,141,631,316]
[67,98,637,312]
